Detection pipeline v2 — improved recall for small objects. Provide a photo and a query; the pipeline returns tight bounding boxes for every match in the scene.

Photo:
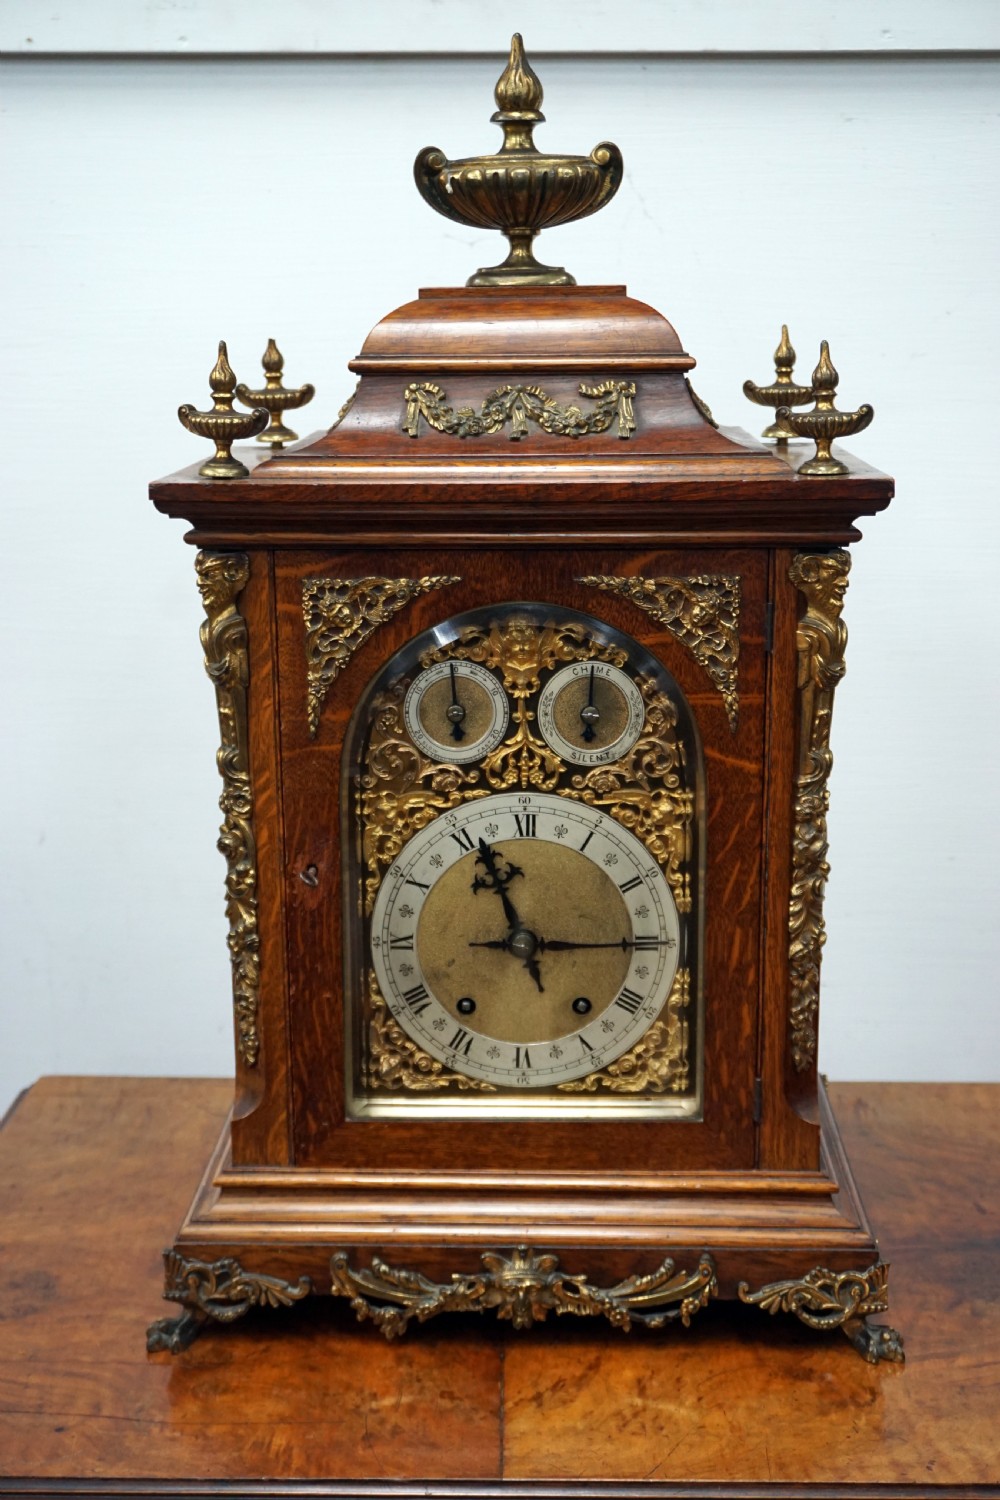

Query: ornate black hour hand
[471,839,523,932]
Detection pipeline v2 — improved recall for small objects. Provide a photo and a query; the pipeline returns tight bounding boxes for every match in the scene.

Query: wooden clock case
[148,282,898,1358]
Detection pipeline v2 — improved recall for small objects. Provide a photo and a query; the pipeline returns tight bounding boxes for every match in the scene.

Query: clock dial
[403,659,508,764]
[537,660,645,766]
[346,599,701,1114]
[370,792,680,1087]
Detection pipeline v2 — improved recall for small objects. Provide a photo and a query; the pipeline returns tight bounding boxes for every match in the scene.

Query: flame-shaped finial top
[262,338,284,377]
[493,34,545,153]
[774,324,796,377]
[209,340,238,397]
[811,340,839,399]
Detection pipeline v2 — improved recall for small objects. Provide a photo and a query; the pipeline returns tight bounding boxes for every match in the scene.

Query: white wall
[3,9,999,1115]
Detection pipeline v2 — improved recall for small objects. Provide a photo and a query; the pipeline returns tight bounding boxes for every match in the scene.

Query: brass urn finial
[235,339,316,450]
[778,341,874,477]
[414,34,623,288]
[743,325,815,444]
[178,341,268,479]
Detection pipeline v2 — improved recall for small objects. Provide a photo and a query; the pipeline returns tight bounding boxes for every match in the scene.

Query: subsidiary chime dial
[538,661,645,766]
[404,659,508,764]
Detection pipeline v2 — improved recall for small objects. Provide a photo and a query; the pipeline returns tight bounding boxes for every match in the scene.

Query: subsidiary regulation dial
[537,661,645,767]
[404,659,509,764]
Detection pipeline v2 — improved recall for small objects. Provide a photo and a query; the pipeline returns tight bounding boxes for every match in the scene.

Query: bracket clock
[147,37,902,1362]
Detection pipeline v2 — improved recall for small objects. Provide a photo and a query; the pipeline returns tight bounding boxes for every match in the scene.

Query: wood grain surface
[0,1077,997,1495]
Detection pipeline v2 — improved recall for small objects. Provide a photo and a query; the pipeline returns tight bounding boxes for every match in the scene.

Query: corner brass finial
[235,339,316,450]
[178,342,268,479]
[742,325,814,444]
[414,34,623,288]
[778,341,874,477]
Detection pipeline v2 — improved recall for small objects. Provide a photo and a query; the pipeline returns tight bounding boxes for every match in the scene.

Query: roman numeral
[632,936,663,951]
[579,1034,594,1053]
[619,875,643,893]
[389,934,414,950]
[514,1046,532,1068]
[513,813,537,837]
[404,877,430,892]
[450,827,475,852]
[401,983,430,1015]
[615,987,644,1014]
[449,1026,474,1056]
[579,828,596,851]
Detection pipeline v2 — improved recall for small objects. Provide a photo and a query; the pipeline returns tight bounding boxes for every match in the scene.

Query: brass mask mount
[414,34,623,288]
[779,342,874,477]
[742,325,814,444]
[236,338,316,450]
[178,342,268,479]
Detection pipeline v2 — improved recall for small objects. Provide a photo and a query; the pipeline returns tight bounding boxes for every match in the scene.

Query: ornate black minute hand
[469,935,675,953]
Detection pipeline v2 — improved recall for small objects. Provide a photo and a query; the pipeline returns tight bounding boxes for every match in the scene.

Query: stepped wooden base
[148,1082,903,1363]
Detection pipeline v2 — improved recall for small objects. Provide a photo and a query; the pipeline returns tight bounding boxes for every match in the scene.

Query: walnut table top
[1,1077,997,1497]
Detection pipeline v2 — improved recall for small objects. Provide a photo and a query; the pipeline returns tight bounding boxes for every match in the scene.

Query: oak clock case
[343,601,702,1116]
[146,35,901,1361]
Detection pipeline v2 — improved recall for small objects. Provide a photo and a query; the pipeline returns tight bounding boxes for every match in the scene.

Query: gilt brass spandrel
[301,574,461,737]
[787,549,850,1072]
[330,1244,717,1340]
[196,551,260,1068]
[402,379,636,441]
[578,573,741,734]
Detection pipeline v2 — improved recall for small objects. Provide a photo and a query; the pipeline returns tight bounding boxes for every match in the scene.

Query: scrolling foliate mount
[302,575,461,737]
[146,1250,312,1354]
[578,574,741,733]
[787,550,850,1071]
[402,379,636,441]
[330,1244,717,1341]
[196,552,260,1068]
[739,1261,904,1365]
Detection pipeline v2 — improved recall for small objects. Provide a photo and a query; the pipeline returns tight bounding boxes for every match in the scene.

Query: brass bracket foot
[843,1314,906,1364]
[738,1261,904,1364]
[146,1307,209,1354]
[330,1244,718,1340]
[146,1250,312,1355]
